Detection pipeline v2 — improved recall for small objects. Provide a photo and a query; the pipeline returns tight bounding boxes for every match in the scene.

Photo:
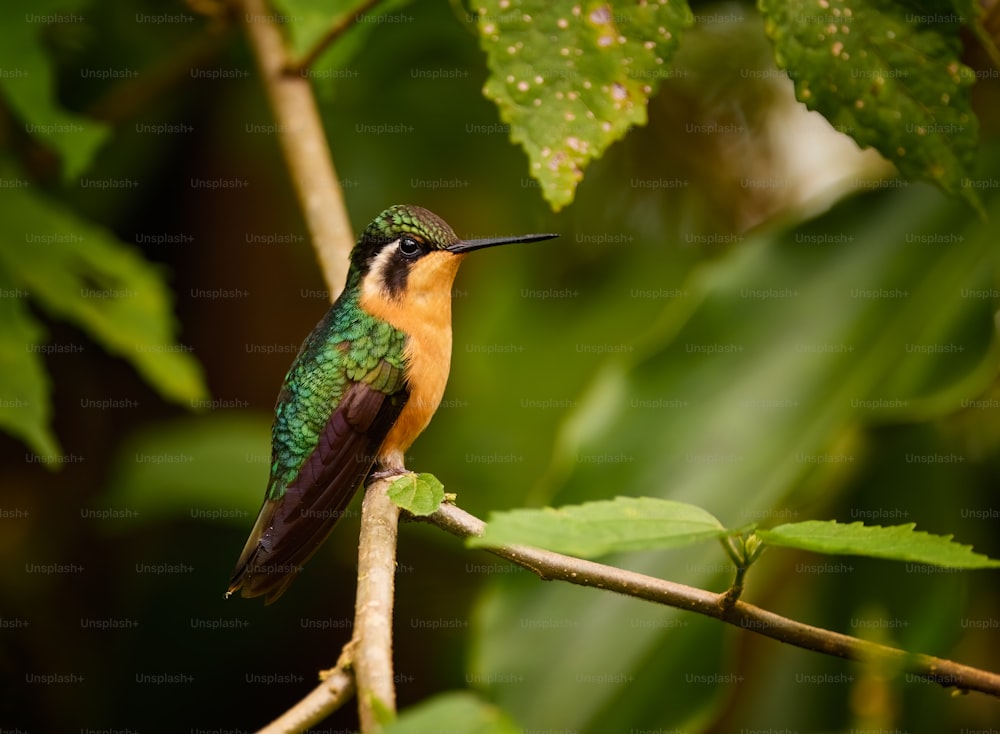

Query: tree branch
[241,0,354,298]
[420,501,1000,699]
[256,664,355,734]
[350,477,401,731]
[240,4,400,731]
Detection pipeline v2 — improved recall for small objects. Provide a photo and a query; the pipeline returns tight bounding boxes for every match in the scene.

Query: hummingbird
[227,204,557,603]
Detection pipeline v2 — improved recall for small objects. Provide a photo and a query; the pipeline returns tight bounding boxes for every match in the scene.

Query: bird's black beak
[447,232,559,254]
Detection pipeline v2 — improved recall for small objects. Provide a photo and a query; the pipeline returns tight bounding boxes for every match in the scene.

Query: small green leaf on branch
[757,520,1000,569]
[387,472,445,516]
[469,496,728,557]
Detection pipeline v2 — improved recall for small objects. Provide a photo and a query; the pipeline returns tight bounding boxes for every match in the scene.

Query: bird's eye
[398,236,422,259]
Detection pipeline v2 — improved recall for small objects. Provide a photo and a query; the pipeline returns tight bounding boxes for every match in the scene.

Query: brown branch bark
[256,665,355,734]
[350,478,401,731]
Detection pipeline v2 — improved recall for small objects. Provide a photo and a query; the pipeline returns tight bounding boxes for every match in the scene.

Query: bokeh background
[2,0,1000,732]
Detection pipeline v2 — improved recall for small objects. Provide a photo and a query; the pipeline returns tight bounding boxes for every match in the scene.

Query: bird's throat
[359,251,464,467]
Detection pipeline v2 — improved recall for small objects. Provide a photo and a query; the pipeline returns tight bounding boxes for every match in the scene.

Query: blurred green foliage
[0,0,110,178]
[1,0,999,732]
[382,690,521,733]
[0,179,208,459]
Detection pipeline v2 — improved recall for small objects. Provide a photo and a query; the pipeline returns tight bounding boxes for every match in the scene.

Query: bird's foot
[367,466,411,484]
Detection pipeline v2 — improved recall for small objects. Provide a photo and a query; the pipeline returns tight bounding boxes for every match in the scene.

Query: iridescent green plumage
[357,204,460,255]
[267,278,407,500]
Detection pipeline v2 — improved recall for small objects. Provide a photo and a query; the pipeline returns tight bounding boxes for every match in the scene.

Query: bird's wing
[228,365,408,603]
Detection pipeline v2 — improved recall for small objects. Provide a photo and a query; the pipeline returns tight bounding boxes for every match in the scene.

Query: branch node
[719,582,743,612]
[284,0,385,75]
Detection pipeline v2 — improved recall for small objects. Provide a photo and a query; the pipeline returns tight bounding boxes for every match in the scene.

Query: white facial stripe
[360,239,400,302]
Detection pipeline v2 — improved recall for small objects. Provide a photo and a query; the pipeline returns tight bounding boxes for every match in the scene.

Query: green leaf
[382,691,521,734]
[469,496,728,557]
[478,0,693,210]
[0,280,60,460]
[758,520,1000,569]
[0,0,110,179]
[0,184,208,408]
[759,0,980,210]
[387,472,445,516]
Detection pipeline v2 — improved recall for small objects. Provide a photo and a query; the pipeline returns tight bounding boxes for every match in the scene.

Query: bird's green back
[266,275,408,501]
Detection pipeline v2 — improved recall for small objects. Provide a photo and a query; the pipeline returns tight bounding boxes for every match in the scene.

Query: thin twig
[256,664,355,734]
[351,478,401,731]
[241,0,354,298]
[421,501,1000,699]
[285,0,384,75]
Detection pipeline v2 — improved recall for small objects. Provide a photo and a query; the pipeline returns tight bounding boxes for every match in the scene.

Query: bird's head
[352,204,557,303]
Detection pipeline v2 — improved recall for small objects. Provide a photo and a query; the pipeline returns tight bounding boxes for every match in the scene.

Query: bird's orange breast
[359,250,465,468]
